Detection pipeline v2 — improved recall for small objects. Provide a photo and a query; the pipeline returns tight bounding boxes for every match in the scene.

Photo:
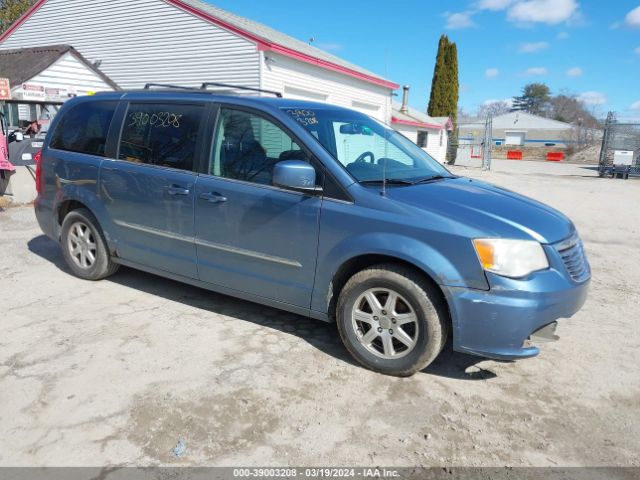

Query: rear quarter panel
[39,147,117,248]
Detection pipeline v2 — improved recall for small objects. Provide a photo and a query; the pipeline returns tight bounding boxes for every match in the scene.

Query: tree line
[478,83,600,129]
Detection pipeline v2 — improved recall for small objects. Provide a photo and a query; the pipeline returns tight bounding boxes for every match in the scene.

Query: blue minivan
[34,85,590,376]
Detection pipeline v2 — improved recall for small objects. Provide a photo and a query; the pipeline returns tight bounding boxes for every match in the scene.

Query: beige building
[459,111,573,148]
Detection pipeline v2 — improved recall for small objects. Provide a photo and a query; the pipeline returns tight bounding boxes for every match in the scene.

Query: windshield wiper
[409,175,453,185]
[359,178,415,185]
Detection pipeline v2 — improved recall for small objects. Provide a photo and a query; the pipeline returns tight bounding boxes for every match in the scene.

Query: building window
[417,131,428,148]
[119,103,204,171]
[439,130,444,147]
[50,101,117,156]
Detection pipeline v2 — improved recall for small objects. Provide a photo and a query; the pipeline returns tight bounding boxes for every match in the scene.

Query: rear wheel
[336,264,448,376]
[60,208,119,280]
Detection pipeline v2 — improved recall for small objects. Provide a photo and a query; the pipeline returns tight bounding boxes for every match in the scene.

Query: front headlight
[473,238,549,278]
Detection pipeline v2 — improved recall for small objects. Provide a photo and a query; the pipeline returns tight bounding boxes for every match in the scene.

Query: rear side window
[50,101,117,156]
[118,103,203,171]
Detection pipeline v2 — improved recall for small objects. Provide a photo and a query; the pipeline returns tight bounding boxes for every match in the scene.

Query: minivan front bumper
[443,267,590,360]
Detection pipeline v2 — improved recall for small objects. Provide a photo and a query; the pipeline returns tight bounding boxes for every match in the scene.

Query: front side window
[211,108,308,185]
[118,103,203,171]
[50,101,117,156]
[283,107,451,183]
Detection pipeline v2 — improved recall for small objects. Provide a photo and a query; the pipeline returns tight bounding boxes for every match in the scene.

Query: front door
[100,102,206,279]
[194,106,322,308]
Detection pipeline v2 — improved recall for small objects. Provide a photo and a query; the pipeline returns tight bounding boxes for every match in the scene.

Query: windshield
[282,107,451,184]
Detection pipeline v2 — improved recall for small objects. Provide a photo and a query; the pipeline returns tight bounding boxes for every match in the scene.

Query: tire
[60,208,119,280]
[336,264,448,377]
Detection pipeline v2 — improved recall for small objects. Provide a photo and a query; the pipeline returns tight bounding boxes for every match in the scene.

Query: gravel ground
[1,162,639,467]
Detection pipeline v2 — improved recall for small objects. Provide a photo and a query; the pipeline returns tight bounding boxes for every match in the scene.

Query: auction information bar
[0,467,637,480]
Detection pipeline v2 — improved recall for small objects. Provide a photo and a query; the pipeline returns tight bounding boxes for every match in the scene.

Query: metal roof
[391,101,452,130]
[460,111,573,131]
[170,0,398,89]
[0,44,119,90]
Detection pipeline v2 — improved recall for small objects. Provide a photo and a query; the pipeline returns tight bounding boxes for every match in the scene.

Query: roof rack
[143,83,198,91]
[142,82,283,98]
[200,82,283,98]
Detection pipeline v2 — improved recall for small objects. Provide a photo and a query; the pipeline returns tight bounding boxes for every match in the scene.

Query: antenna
[381,157,387,197]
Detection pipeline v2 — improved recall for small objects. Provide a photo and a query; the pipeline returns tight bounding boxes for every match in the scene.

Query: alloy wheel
[351,288,419,359]
[67,221,97,269]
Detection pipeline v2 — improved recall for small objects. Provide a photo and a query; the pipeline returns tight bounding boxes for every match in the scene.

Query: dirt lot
[1,162,639,467]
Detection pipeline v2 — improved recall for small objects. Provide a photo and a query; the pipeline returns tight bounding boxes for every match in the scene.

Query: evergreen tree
[512,83,551,116]
[444,41,459,124]
[428,35,459,122]
[428,35,459,163]
[427,35,449,118]
[0,0,35,34]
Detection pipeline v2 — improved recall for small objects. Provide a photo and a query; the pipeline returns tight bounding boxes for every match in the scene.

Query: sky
[207,0,640,120]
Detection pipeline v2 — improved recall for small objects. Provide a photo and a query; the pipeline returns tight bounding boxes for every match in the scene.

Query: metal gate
[456,114,493,170]
[598,112,640,176]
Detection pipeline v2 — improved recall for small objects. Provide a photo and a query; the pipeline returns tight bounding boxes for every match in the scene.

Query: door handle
[199,192,227,204]
[166,185,190,196]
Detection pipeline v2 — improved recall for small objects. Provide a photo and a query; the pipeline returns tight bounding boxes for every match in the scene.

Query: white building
[0,44,118,127]
[390,87,452,163]
[0,0,398,122]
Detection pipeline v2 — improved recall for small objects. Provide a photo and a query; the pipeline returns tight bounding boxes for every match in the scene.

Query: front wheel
[336,264,448,377]
[60,208,119,280]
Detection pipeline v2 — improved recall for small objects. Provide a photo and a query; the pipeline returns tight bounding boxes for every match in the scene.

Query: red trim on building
[263,44,399,89]
[166,0,399,89]
[444,118,454,131]
[167,0,271,47]
[0,0,399,90]
[0,0,48,43]
[391,116,444,130]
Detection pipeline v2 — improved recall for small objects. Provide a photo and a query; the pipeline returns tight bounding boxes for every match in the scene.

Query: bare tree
[550,93,602,151]
[478,100,511,118]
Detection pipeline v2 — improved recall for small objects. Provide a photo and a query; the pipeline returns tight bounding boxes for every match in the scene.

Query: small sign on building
[0,78,11,100]
[45,87,69,102]
[21,83,46,101]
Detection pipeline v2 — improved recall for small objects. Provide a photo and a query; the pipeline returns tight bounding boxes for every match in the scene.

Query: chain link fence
[454,114,493,170]
[598,112,640,177]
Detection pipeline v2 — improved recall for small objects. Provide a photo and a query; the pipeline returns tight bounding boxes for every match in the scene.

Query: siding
[394,125,448,163]
[261,53,391,122]
[0,0,260,90]
[23,52,114,95]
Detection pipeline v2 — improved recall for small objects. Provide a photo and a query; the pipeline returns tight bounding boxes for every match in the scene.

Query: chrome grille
[555,234,590,283]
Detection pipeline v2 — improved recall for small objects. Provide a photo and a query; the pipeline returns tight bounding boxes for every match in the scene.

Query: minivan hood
[384,177,573,244]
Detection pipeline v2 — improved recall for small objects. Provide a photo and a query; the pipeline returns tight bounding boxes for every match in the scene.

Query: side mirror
[273,160,320,192]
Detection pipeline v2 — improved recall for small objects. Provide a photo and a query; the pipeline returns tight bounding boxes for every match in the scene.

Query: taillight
[34,150,42,194]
